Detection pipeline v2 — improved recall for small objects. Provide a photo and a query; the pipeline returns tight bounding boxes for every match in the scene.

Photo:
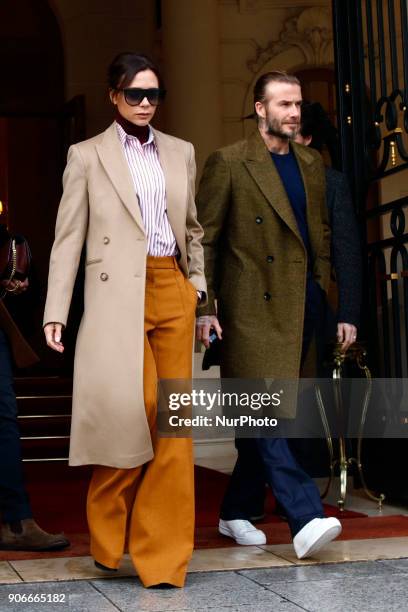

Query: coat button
[266,255,274,263]
[256,216,263,224]
[103,236,110,245]
[263,292,271,301]
[100,273,109,281]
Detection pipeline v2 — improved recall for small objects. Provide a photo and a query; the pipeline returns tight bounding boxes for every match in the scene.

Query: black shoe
[94,560,117,572]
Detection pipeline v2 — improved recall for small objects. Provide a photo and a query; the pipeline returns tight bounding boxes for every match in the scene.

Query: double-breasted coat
[44,123,206,468]
[196,130,330,393]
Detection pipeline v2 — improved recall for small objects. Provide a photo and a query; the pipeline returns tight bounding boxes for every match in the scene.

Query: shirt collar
[115,121,156,148]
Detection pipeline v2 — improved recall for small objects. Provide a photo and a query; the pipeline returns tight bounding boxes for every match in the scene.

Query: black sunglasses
[117,87,166,106]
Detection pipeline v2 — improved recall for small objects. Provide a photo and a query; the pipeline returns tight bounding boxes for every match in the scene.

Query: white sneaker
[218,519,267,545]
[293,517,342,559]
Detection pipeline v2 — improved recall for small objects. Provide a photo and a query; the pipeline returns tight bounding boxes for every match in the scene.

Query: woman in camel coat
[44,52,206,588]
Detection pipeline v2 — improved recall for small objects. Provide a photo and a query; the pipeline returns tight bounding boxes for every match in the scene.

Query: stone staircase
[15,376,72,462]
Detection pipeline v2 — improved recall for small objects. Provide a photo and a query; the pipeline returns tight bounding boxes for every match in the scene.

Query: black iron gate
[332,0,408,377]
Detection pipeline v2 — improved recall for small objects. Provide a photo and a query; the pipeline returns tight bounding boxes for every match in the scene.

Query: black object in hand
[202,329,221,370]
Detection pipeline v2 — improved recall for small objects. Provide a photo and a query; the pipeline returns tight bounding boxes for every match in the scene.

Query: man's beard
[264,114,299,140]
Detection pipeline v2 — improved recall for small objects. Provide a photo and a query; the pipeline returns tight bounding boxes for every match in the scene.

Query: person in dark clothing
[295,101,362,336]
[0,226,69,551]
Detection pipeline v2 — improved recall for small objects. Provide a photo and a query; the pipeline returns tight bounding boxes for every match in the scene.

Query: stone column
[161,0,223,177]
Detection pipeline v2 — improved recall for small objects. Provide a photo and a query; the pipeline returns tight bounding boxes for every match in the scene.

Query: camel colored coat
[44,123,206,468]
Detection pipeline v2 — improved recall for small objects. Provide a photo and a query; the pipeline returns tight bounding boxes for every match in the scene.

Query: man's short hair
[253,71,300,105]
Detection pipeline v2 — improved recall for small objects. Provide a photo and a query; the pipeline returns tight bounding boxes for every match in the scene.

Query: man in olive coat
[196,71,343,558]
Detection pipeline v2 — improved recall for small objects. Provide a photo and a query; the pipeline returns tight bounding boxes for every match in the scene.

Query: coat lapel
[96,123,145,234]
[244,131,301,242]
[152,128,188,261]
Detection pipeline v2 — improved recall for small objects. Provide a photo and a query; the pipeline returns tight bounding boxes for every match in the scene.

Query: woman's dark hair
[108,52,164,90]
[300,101,341,168]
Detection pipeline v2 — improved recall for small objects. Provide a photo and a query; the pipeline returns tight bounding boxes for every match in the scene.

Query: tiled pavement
[2,537,408,584]
[1,559,408,611]
[1,486,408,609]
[2,499,408,611]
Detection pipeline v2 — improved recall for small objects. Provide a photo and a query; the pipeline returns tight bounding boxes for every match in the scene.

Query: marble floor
[315,477,407,517]
[1,477,407,585]
[1,558,408,611]
[1,486,408,610]
[1,535,408,585]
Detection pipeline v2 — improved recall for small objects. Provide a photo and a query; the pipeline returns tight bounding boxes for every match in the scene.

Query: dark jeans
[220,279,326,537]
[220,437,324,536]
[0,328,32,522]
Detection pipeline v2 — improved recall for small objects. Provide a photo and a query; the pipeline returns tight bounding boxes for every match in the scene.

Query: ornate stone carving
[248,7,333,72]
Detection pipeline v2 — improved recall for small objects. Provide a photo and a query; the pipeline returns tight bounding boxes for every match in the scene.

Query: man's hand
[44,323,65,353]
[337,322,357,352]
[196,315,222,348]
[1,278,29,296]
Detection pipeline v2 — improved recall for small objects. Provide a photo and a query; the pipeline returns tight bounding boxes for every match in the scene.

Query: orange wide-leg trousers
[86,257,197,587]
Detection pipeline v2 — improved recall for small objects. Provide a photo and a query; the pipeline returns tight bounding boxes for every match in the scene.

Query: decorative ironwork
[315,342,385,509]
[366,196,408,377]
[333,0,408,378]
[364,0,408,178]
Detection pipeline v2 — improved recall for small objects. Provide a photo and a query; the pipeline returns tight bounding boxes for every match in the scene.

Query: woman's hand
[44,322,65,353]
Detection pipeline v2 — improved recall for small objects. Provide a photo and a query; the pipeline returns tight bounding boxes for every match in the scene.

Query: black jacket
[325,167,362,327]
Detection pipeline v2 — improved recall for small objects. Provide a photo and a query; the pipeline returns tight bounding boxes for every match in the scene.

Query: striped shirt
[116,122,178,256]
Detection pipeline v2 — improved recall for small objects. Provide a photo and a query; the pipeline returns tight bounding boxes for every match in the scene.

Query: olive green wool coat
[196,130,330,381]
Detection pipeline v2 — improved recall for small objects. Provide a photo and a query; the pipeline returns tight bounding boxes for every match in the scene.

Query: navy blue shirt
[270,149,312,265]
[271,149,323,315]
